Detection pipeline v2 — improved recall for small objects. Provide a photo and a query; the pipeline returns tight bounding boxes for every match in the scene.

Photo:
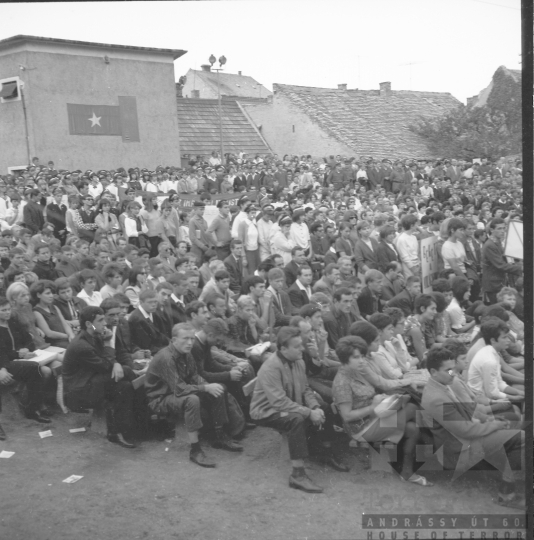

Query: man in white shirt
[467,318,524,402]
[88,177,103,200]
[231,197,252,239]
[395,214,420,278]
[441,218,468,278]
[146,258,166,290]
[256,205,275,261]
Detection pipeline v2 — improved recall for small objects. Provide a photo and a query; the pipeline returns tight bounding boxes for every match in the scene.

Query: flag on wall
[67,96,140,142]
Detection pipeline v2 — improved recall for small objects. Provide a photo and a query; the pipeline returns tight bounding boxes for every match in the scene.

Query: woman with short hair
[333,335,431,486]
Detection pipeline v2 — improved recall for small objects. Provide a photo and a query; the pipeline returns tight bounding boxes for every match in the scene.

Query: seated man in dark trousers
[146,323,244,469]
[62,306,137,448]
[0,296,51,438]
[250,327,345,494]
[191,318,254,428]
[128,290,170,355]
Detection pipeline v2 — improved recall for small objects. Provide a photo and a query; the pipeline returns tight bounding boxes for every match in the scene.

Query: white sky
[1,0,521,103]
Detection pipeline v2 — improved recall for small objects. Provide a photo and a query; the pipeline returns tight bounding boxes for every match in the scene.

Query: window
[0,81,17,99]
[0,77,22,104]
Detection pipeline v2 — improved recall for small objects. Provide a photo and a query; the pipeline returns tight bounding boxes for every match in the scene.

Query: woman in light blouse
[333,335,431,486]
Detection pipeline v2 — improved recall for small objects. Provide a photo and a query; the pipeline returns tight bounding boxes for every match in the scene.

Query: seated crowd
[0,153,525,509]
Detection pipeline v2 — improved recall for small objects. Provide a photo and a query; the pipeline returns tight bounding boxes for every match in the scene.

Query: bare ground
[0,397,525,540]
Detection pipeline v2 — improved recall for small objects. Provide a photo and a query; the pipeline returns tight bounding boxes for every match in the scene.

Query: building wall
[0,45,181,172]
[243,94,355,159]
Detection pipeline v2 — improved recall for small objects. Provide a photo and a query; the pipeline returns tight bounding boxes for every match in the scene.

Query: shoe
[107,433,136,449]
[400,473,433,487]
[212,433,244,452]
[495,493,526,509]
[190,448,216,468]
[321,454,350,472]
[0,423,6,441]
[289,473,324,493]
[25,410,52,424]
[39,406,53,417]
[244,422,257,430]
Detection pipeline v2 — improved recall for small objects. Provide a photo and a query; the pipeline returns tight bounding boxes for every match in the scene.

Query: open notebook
[13,346,65,366]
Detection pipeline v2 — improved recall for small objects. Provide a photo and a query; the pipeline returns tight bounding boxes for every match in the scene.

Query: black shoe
[39,406,53,418]
[289,473,324,493]
[107,433,136,449]
[190,448,216,468]
[0,423,6,441]
[25,410,52,424]
[212,433,244,452]
[321,454,350,472]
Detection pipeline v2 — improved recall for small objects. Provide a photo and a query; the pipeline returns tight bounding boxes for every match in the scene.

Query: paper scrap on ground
[39,430,53,438]
[0,451,15,458]
[62,475,83,484]
[69,428,86,433]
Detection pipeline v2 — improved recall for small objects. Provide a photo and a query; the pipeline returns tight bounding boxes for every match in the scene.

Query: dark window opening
[0,81,18,99]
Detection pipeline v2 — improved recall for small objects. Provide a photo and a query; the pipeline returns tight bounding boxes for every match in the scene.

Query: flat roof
[0,34,187,60]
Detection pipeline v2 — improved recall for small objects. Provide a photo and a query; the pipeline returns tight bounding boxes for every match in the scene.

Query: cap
[193,201,206,207]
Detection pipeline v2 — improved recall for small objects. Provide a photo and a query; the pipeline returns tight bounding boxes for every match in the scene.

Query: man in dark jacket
[481,218,522,305]
[146,322,244,468]
[357,270,384,320]
[224,240,245,295]
[385,276,421,316]
[33,244,60,281]
[62,306,137,448]
[22,189,44,234]
[128,290,170,355]
[322,288,353,349]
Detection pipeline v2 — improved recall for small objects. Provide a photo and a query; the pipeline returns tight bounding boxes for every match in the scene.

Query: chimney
[191,89,200,98]
[379,81,391,96]
[201,64,211,72]
[238,71,242,76]
[337,83,347,91]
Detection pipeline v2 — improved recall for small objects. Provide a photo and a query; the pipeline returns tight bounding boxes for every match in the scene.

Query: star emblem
[88,112,101,127]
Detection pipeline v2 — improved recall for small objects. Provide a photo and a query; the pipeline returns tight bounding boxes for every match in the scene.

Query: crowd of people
[0,152,525,509]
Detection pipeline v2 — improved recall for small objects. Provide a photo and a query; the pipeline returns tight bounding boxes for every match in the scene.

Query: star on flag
[88,112,101,127]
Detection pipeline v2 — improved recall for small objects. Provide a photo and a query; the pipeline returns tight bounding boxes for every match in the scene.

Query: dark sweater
[191,336,232,383]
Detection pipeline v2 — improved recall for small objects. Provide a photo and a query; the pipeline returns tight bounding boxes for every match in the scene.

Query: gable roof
[186,68,271,99]
[273,83,461,159]
[470,66,522,108]
[176,98,271,155]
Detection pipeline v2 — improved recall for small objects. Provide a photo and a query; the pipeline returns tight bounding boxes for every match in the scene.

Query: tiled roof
[176,98,271,155]
[186,69,272,99]
[273,83,461,159]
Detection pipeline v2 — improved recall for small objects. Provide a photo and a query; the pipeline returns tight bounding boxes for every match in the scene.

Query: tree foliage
[409,68,522,160]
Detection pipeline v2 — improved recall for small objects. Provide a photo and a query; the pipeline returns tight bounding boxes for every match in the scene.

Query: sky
[1,0,522,103]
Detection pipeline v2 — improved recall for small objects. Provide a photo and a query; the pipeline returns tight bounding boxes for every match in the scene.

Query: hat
[193,201,205,207]
[343,210,357,219]
[292,209,305,219]
[279,216,292,227]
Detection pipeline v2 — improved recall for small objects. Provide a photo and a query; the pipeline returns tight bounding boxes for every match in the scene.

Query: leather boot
[212,429,243,452]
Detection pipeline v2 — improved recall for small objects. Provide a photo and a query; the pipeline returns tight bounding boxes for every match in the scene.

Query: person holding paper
[0,297,52,434]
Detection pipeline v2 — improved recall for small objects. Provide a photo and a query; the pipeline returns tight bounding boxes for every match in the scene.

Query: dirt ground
[0,397,526,540]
